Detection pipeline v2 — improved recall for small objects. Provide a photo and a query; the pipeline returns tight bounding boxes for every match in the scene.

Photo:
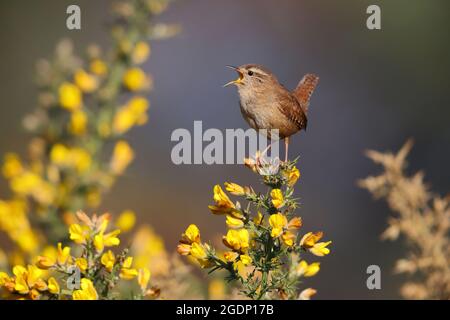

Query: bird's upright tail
[293,74,319,115]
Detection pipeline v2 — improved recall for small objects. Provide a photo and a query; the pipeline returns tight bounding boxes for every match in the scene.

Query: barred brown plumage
[224,64,319,161]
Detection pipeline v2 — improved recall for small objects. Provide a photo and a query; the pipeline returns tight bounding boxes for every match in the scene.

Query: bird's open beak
[223,65,244,87]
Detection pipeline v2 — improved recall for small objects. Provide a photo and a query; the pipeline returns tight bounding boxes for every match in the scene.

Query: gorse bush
[178,155,332,300]
[359,140,450,299]
[0,0,181,300]
[0,211,155,300]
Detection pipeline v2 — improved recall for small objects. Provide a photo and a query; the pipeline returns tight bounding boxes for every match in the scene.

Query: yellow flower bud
[59,82,82,111]
[48,277,60,294]
[116,210,136,232]
[57,243,71,265]
[225,215,244,229]
[181,224,201,244]
[138,268,151,291]
[270,189,284,209]
[239,254,252,266]
[69,224,88,244]
[90,59,107,76]
[269,213,288,238]
[74,69,98,93]
[176,243,192,256]
[68,110,88,135]
[75,258,88,272]
[223,229,249,251]
[299,288,317,300]
[123,68,149,91]
[296,261,320,277]
[132,41,151,64]
[286,166,300,187]
[72,278,98,300]
[36,256,55,269]
[224,182,245,196]
[101,250,115,272]
[110,140,134,175]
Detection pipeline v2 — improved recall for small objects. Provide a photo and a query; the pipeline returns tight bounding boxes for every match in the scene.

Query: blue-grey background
[0,0,449,299]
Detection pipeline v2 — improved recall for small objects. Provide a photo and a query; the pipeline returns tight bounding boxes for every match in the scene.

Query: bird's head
[224,64,277,93]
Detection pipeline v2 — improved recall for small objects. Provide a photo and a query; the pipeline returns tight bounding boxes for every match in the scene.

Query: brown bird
[224,64,319,162]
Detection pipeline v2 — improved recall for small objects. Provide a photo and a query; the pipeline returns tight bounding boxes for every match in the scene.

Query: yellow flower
[296,261,320,277]
[94,229,121,252]
[181,224,201,244]
[48,277,60,294]
[281,231,296,246]
[209,185,241,217]
[68,110,88,135]
[2,153,23,178]
[300,232,332,256]
[50,145,92,173]
[213,185,235,208]
[300,231,323,248]
[269,213,288,238]
[138,267,151,291]
[13,266,29,294]
[253,211,264,225]
[224,182,245,196]
[239,254,252,266]
[115,210,136,232]
[30,289,40,300]
[288,217,302,229]
[190,242,207,260]
[101,250,116,272]
[90,59,107,76]
[26,265,43,288]
[113,109,134,134]
[176,243,191,256]
[286,166,300,187]
[299,288,317,300]
[72,278,98,300]
[270,189,284,209]
[223,251,238,262]
[75,258,88,272]
[112,97,149,134]
[50,144,70,165]
[223,229,249,252]
[59,82,82,110]
[128,96,149,125]
[110,140,134,175]
[74,69,98,93]
[69,223,88,244]
[36,256,55,269]
[189,243,212,268]
[123,68,148,91]
[0,272,10,286]
[10,172,40,194]
[120,257,138,279]
[309,241,332,257]
[225,215,244,229]
[132,41,151,64]
[71,148,92,173]
[57,243,71,265]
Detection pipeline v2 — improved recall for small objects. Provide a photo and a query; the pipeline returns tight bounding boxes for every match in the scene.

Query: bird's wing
[276,91,308,131]
[292,74,319,115]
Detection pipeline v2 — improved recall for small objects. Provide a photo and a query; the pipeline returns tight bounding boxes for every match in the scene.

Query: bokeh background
[0,0,449,299]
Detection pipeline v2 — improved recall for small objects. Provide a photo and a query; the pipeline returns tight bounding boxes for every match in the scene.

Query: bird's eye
[248,70,254,76]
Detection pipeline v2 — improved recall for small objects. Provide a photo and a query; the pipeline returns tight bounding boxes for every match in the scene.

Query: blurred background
[0,0,449,299]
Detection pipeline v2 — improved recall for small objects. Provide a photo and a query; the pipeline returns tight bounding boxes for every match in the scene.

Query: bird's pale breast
[238,87,302,139]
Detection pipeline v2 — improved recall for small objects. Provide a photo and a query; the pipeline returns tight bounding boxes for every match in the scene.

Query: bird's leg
[284,137,290,163]
[255,138,272,167]
[261,138,272,157]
